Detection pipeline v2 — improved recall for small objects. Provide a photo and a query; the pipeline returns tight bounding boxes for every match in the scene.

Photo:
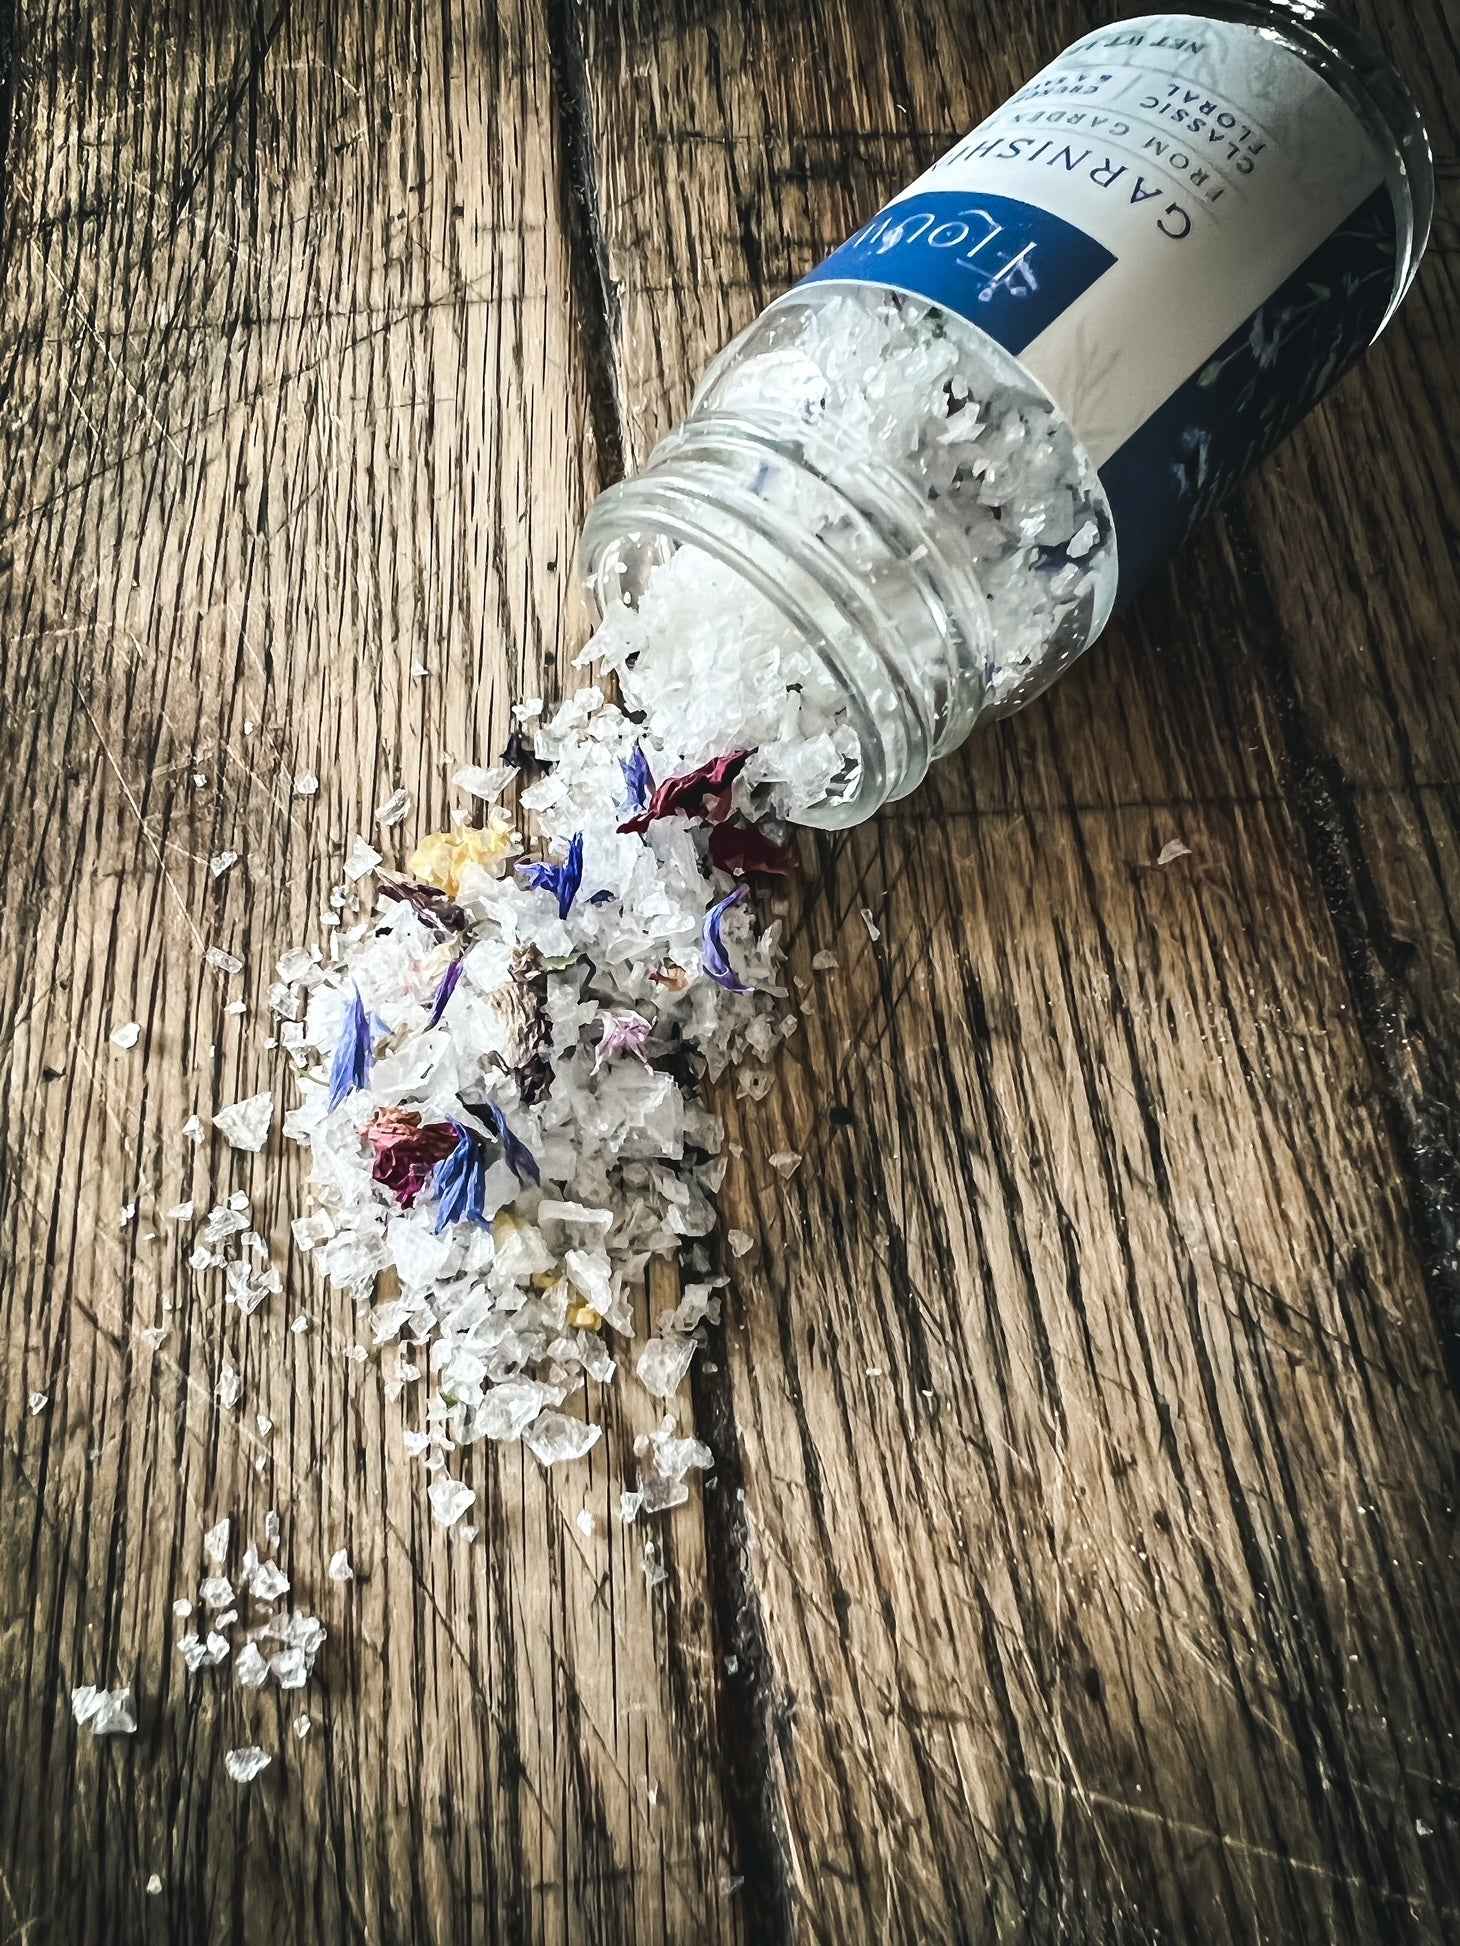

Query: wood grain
[2,0,1459,1942]
[0,3,739,1942]
[576,0,1460,1937]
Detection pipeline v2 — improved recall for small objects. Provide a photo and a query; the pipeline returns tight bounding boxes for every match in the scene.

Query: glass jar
[579,5,1434,828]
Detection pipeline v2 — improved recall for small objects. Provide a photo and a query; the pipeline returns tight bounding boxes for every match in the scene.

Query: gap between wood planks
[1223,502,1460,1398]
[544,0,797,1935]
[540,2,1460,1931]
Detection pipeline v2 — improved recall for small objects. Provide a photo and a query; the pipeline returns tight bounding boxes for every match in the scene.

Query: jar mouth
[579,475,896,828]
[577,420,993,828]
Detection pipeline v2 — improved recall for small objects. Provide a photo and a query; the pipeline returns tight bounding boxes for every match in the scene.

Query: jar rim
[578,469,906,827]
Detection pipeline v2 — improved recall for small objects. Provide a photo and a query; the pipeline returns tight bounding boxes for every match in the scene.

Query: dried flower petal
[708,822,797,879]
[365,1109,459,1208]
[427,1124,490,1233]
[328,987,377,1111]
[516,831,584,919]
[485,1103,540,1186]
[702,888,751,993]
[593,1009,653,1072]
[408,819,514,898]
[425,957,463,1030]
[620,744,655,811]
[618,751,749,834]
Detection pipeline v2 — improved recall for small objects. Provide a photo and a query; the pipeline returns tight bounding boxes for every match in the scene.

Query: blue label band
[800,188,1116,358]
[1098,185,1397,597]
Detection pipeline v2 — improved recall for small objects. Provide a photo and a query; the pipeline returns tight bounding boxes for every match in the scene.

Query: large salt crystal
[224,1747,271,1783]
[344,836,384,881]
[563,1247,612,1314]
[453,764,517,802]
[178,1631,230,1673]
[635,1336,697,1401]
[387,1214,457,1291]
[71,1684,137,1735]
[234,1642,270,1688]
[468,1378,558,1443]
[250,1560,290,1602]
[213,1091,274,1152]
[524,1412,602,1467]
[428,1478,476,1527]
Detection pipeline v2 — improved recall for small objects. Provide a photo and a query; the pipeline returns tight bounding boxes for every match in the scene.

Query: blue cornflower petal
[702,887,752,993]
[485,1102,540,1185]
[328,986,376,1110]
[516,831,585,920]
[425,957,463,1029]
[427,1122,491,1235]
[620,744,655,812]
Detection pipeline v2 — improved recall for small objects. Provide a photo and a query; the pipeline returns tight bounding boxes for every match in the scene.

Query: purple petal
[516,831,585,920]
[486,1103,540,1185]
[620,744,655,812]
[328,987,375,1110]
[702,887,751,993]
[425,958,463,1029]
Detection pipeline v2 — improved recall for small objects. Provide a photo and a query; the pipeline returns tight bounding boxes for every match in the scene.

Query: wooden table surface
[3,1,1459,1940]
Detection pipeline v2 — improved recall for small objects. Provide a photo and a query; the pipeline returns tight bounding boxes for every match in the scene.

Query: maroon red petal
[365,1110,459,1208]
[708,822,798,879]
[618,750,750,835]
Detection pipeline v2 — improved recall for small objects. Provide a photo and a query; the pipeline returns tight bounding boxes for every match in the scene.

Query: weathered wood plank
[577,0,1460,1936]
[0,4,740,1942]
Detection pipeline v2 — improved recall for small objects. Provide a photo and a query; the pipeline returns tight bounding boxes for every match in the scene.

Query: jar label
[801,13,1397,595]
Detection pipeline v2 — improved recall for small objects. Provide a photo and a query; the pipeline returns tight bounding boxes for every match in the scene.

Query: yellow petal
[407,815,516,898]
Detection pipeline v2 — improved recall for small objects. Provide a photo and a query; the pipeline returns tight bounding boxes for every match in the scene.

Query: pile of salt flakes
[262,541,854,1536]
[81,546,848,1770]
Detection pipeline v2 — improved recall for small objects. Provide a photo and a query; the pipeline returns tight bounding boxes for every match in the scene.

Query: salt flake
[213,1091,274,1152]
[375,787,413,829]
[71,1685,136,1735]
[224,1746,271,1783]
[343,836,383,881]
[428,1478,476,1527]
